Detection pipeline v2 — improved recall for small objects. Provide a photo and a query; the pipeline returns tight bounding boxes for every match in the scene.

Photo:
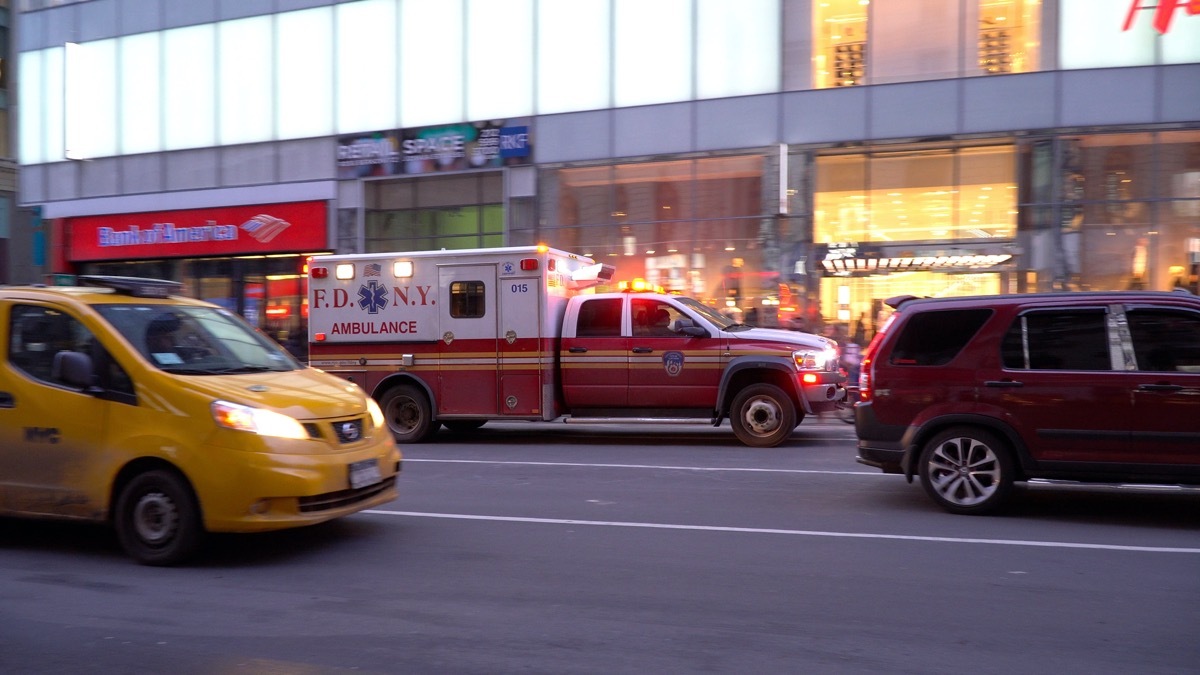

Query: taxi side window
[576,298,622,337]
[9,305,134,397]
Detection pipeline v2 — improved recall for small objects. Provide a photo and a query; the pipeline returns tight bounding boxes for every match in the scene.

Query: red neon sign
[1123,0,1200,34]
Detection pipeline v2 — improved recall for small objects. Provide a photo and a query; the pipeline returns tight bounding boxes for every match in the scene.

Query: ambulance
[307,246,845,447]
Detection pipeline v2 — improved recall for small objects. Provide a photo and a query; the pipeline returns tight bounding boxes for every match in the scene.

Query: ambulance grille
[298,476,396,513]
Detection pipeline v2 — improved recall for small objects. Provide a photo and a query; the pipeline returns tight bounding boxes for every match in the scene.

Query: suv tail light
[858,314,895,402]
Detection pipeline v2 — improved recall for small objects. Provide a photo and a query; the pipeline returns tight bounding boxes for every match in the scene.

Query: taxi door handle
[568,346,588,353]
[632,347,653,353]
[0,391,13,408]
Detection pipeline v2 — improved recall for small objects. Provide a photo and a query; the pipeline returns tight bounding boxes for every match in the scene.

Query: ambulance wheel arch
[110,460,203,566]
[718,360,807,448]
[375,376,441,443]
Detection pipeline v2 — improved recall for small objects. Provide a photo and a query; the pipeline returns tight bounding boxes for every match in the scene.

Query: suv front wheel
[918,427,1014,515]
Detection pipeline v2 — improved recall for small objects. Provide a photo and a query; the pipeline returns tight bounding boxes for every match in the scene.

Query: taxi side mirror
[52,350,96,389]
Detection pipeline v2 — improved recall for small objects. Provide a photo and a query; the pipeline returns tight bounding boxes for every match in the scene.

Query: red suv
[854,290,1200,514]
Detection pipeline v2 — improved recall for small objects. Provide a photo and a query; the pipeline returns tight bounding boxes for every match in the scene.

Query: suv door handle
[0,391,13,408]
[1137,383,1184,392]
[984,380,1023,388]
[632,347,653,353]
[568,346,588,353]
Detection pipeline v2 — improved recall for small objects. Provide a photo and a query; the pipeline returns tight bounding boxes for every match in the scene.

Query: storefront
[60,201,330,357]
[337,119,533,253]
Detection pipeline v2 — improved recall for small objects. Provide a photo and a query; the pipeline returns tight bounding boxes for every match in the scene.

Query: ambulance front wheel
[380,384,439,443]
[729,384,797,448]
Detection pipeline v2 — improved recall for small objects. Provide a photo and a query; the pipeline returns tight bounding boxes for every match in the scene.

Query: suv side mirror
[52,350,97,390]
[670,318,708,337]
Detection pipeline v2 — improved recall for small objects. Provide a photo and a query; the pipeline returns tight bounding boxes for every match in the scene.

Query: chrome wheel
[918,427,1014,515]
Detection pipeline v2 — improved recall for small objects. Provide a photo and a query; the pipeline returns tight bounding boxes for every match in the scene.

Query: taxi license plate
[348,459,382,489]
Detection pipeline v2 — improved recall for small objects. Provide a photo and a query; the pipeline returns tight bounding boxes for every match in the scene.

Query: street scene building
[13,0,1200,344]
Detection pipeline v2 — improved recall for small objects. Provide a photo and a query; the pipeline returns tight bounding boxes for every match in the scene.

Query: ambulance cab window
[8,305,132,397]
[576,298,622,337]
[632,299,679,338]
[449,281,486,318]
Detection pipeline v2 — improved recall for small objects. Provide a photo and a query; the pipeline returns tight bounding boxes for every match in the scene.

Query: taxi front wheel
[115,469,203,566]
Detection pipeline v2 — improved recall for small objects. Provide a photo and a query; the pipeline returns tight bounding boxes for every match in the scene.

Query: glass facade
[540,156,771,316]
[365,173,505,252]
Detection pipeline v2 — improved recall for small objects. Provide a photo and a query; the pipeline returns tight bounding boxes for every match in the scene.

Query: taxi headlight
[366,397,385,430]
[793,348,834,371]
[211,400,309,440]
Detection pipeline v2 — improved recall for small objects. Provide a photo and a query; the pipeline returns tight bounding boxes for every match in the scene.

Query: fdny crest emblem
[662,351,685,377]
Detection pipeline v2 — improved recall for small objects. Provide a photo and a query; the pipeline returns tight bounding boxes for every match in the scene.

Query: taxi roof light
[78,275,182,298]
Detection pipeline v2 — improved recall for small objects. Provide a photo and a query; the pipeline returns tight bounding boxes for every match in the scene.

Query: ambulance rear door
[497,267,543,416]
[437,264,500,415]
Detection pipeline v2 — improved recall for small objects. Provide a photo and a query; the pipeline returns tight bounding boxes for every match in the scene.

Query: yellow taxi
[0,275,400,565]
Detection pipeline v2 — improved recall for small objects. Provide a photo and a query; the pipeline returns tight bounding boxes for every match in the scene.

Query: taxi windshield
[95,304,301,374]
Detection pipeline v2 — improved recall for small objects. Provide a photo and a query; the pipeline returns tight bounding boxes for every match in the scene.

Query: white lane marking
[364,510,1200,554]
[404,458,880,475]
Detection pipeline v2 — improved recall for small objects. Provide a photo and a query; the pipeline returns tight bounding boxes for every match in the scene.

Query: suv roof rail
[884,294,923,309]
[78,275,183,299]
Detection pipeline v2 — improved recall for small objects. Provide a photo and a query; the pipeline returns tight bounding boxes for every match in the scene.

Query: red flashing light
[315,333,327,342]
[311,267,329,279]
[519,258,539,271]
[801,373,818,384]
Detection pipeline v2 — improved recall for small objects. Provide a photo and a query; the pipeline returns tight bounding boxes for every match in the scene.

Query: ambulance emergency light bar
[309,261,415,280]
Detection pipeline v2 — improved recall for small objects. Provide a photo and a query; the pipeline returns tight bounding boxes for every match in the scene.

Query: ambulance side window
[576,298,622,337]
[449,281,486,318]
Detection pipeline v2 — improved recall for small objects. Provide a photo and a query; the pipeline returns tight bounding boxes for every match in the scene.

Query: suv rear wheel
[918,427,1014,515]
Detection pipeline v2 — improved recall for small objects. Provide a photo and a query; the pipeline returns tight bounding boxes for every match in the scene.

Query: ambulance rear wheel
[115,469,203,566]
[380,384,438,443]
[730,384,796,448]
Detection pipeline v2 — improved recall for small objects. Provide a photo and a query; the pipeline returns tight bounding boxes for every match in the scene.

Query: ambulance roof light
[520,258,539,271]
[394,261,414,278]
[335,264,355,280]
[310,267,329,279]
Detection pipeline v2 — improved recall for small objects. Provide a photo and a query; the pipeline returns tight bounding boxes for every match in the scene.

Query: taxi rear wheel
[115,469,203,566]
[380,384,439,442]
[730,384,796,448]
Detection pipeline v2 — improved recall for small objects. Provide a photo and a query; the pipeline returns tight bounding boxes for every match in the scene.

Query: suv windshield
[96,304,301,374]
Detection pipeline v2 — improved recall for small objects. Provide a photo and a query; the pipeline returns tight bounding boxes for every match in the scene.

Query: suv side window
[1126,308,1200,372]
[889,309,991,366]
[1002,309,1110,371]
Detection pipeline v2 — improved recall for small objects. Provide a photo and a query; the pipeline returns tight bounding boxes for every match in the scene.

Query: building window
[813,0,868,88]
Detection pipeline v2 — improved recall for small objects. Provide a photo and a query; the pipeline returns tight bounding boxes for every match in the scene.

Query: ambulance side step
[562,417,714,426]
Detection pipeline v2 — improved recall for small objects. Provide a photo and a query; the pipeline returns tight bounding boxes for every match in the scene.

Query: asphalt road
[2,420,1198,674]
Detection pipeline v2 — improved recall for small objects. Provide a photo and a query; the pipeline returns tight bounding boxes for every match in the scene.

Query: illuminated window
[813,0,869,89]
[979,0,1041,75]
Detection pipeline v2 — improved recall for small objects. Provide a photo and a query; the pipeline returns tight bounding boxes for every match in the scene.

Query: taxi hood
[173,368,369,421]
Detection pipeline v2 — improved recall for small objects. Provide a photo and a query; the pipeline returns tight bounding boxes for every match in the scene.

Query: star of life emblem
[358,280,388,315]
